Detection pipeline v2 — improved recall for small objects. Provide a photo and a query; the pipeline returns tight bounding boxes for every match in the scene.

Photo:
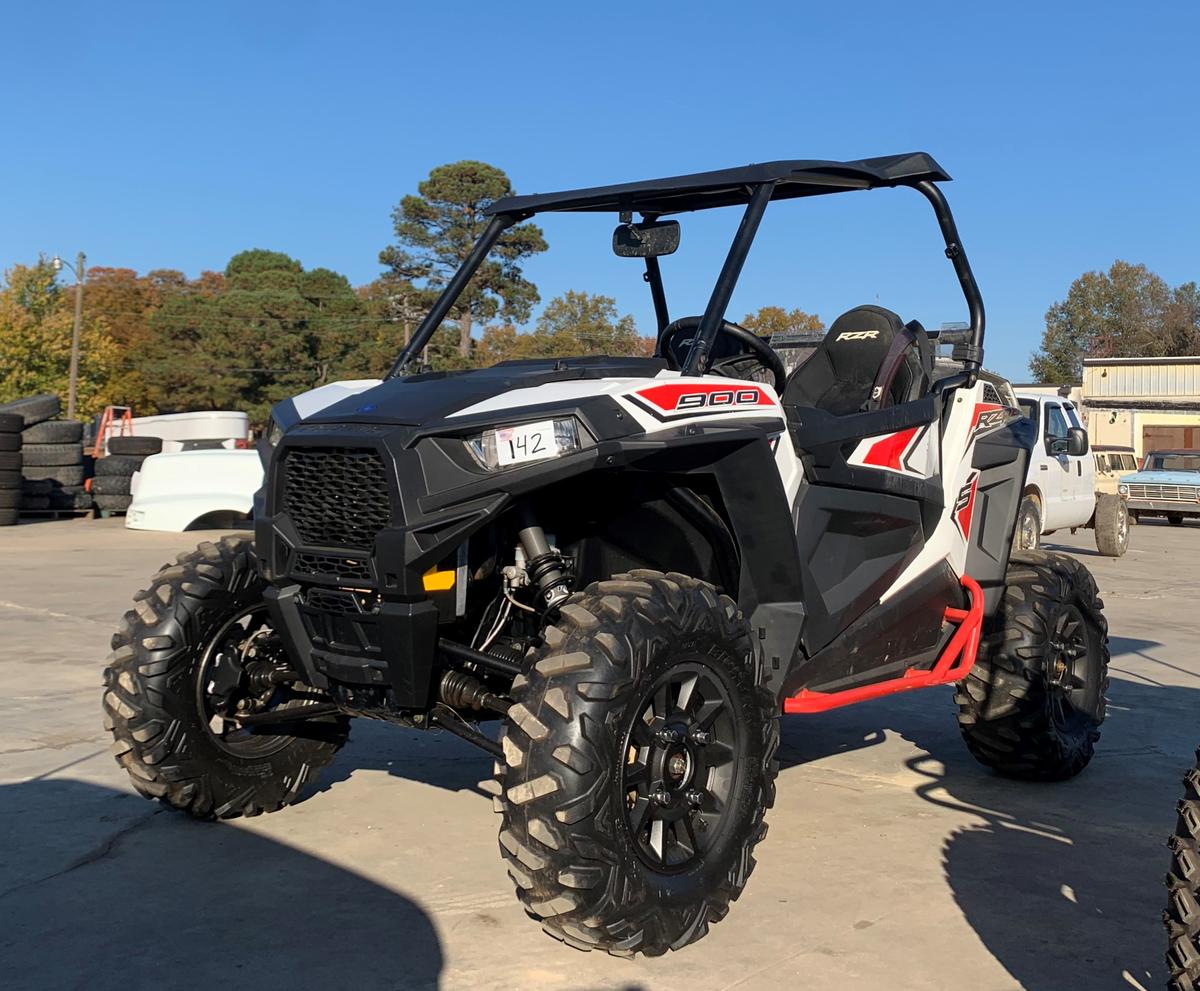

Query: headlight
[1118,484,1129,496]
[467,417,581,471]
[265,416,285,449]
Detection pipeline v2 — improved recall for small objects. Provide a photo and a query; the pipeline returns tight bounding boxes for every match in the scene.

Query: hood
[305,356,668,427]
[1120,471,1200,485]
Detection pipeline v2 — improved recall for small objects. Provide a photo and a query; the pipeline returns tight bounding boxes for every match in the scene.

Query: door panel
[792,483,924,655]
[1041,402,1071,529]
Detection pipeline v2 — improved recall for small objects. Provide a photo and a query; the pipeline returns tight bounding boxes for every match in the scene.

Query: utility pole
[66,251,85,419]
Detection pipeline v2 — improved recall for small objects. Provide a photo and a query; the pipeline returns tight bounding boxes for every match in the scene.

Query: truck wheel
[493,570,777,957]
[1166,748,1200,991]
[1169,513,1186,526]
[1013,496,1041,552]
[956,551,1108,781]
[102,535,349,819]
[1093,493,1129,557]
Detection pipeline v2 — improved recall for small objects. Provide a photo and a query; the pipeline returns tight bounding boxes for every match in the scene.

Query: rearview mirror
[612,220,680,258]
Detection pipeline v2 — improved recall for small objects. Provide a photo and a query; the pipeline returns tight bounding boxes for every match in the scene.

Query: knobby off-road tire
[1093,492,1129,557]
[102,535,349,819]
[956,551,1109,781]
[492,570,778,957]
[1166,749,1200,991]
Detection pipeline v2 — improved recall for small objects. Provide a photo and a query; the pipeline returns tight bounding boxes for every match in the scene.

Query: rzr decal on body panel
[953,471,980,540]
[969,402,1022,439]
[627,382,778,421]
[847,423,937,478]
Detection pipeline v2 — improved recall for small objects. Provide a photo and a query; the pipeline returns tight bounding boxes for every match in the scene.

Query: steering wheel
[658,316,787,396]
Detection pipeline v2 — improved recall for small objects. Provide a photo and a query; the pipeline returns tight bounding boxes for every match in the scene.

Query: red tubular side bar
[783,574,984,714]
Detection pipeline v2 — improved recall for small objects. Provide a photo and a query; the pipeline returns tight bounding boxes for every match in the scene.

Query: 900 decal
[678,388,767,410]
[629,382,778,419]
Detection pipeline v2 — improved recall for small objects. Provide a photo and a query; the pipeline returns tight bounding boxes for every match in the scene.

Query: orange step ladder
[93,406,133,458]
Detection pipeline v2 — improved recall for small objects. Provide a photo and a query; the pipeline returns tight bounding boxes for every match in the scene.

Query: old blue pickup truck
[1120,449,1200,525]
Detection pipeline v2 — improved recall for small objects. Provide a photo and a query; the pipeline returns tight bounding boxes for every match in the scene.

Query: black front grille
[284,447,391,549]
[294,551,373,582]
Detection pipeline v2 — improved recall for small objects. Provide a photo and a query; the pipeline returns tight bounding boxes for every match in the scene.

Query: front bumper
[264,583,439,710]
[1127,499,1200,517]
[254,423,492,712]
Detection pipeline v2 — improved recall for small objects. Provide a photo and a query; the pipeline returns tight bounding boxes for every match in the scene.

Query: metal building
[1082,356,1200,457]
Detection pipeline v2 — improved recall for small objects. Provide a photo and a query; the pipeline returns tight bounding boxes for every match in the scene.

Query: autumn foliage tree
[0,260,121,416]
[740,305,824,337]
[379,161,547,358]
[477,291,644,365]
[84,266,224,410]
[1030,261,1200,382]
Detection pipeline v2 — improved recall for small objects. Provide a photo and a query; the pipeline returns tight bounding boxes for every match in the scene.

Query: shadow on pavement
[0,778,444,991]
[777,637,1193,990]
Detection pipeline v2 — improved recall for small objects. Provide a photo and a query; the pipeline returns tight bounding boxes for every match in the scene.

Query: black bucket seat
[783,305,933,415]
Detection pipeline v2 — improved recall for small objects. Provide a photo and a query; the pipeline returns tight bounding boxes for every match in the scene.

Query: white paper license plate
[495,420,555,466]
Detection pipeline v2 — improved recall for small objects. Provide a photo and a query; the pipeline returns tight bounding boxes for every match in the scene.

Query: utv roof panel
[487,152,950,216]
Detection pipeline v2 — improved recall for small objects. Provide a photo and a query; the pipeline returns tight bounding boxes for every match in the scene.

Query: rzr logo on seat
[835,330,879,341]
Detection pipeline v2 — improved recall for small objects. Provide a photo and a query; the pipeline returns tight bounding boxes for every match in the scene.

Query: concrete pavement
[1,515,1195,990]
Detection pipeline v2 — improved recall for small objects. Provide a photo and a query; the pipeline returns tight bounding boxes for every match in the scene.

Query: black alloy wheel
[196,603,297,758]
[621,662,739,872]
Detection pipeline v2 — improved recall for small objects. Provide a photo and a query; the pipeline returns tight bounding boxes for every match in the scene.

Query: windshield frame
[386,174,986,380]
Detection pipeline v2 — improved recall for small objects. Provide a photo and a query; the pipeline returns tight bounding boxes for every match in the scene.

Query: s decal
[953,471,980,540]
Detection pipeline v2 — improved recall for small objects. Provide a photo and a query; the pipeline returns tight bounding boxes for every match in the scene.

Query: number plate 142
[495,420,554,466]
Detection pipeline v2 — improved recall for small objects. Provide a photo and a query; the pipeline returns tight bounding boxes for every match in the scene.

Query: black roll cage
[388,154,985,380]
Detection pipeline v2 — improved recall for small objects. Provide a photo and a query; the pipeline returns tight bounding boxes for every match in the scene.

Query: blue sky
[4,0,1197,381]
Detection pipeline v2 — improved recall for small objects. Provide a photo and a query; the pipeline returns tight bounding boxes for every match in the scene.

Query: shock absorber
[517,512,572,610]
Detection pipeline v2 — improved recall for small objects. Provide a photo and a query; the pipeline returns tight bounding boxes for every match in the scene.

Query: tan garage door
[1143,425,1200,454]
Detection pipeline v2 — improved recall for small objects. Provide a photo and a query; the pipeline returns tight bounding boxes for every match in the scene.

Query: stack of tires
[0,412,22,526]
[0,394,92,515]
[93,436,162,515]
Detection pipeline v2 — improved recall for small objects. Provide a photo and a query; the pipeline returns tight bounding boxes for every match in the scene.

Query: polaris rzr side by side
[103,153,1111,957]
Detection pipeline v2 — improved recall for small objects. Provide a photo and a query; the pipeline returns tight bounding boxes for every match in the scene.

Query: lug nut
[656,727,682,744]
[652,790,672,807]
[690,729,711,746]
[686,789,704,806]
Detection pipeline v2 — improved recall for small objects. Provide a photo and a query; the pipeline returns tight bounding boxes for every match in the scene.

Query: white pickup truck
[1014,393,1128,556]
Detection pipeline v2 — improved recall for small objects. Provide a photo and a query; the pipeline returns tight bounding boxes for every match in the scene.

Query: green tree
[379,161,547,358]
[139,250,383,425]
[1030,261,1200,382]
[740,305,824,337]
[477,291,641,364]
[0,260,122,416]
